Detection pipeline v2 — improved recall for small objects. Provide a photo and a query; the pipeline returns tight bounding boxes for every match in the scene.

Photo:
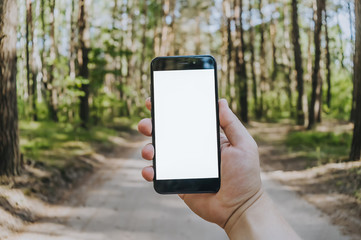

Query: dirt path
[8,137,227,240]
[250,121,360,240]
[6,129,355,240]
[263,172,349,240]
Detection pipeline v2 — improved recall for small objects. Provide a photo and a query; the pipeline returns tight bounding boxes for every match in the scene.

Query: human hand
[138,98,262,229]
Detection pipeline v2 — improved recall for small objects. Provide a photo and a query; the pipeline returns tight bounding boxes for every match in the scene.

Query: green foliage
[19,120,123,169]
[14,0,355,128]
[328,67,353,120]
[89,47,107,93]
[286,130,352,165]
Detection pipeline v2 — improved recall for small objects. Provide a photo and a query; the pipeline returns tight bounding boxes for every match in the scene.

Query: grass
[14,119,136,202]
[285,130,352,166]
[18,116,139,173]
[19,120,122,169]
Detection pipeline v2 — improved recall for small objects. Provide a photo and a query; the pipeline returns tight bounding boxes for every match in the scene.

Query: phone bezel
[150,55,221,194]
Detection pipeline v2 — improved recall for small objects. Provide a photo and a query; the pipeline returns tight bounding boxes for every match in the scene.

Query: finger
[138,118,152,136]
[142,166,154,182]
[141,143,154,160]
[219,132,228,148]
[218,99,252,147]
[146,97,151,111]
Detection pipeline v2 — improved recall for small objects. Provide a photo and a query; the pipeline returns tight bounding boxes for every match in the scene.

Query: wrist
[224,192,301,240]
[224,188,264,235]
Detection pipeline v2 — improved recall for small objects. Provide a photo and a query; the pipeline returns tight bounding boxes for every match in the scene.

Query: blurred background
[14,0,355,125]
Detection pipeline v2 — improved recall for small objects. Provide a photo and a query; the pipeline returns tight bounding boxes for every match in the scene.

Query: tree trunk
[308,0,325,129]
[124,0,136,117]
[69,0,77,80]
[316,75,322,123]
[0,0,20,175]
[350,0,361,161]
[282,0,294,116]
[31,0,39,121]
[40,0,48,102]
[291,0,305,125]
[226,17,232,100]
[324,7,331,109]
[25,0,38,121]
[220,0,229,98]
[248,1,258,117]
[305,27,312,124]
[25,0,31,115]
[139,0,148,95]
[195,16,201,55]
[258,0,266,118]
[234,0,248,123]
[78,0,90,128]
[223,0,235,108]
[48,0,59,122]
[350,2,356,122]
[117,0,127,116]
[270,16,278,86]
[159,0,175,56]
[153,0,163,57]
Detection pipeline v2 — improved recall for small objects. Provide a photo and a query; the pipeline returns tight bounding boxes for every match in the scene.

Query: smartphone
[150,55,221,194]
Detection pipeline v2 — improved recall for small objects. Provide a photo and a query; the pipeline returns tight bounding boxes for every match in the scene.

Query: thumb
[218,99,252,147]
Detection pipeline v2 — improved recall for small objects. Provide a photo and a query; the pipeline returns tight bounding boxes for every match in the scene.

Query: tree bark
[78,0,90,127]
[159,0,175,56]
[139,0,148,95]
[25,0,31,115]
[234,0,248,123]
[226,16,232,100]
[124,0,136,116]
[40,0,48,102]
[258,0,266,118]
[31,0,39,121]
[282,0,294,116]
[223,0,235,108]
[350,1,356,122]
[308,0,325,129]
[195,16,201,55]
[220,0,229,98]
[69,0,77,80]
[48,0,59,122]
[270,15,278,86]
[291,0,305,125]
[0,0,20,175]
[153,0,163,57]
[350,0,361,161]
[118,0,127,116]
[29,1,40,107]
[324,7,331,109]
[248,1,258,117]
[316,75,322,123]
[305,27,312,123]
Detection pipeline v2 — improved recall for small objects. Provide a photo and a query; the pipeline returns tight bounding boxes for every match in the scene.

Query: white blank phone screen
[153,69,219,180]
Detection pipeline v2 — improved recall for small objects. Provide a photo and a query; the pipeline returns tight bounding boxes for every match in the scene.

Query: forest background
[0,0,361,220]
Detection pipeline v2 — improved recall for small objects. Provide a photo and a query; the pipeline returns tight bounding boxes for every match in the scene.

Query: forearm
[225,192,301,240]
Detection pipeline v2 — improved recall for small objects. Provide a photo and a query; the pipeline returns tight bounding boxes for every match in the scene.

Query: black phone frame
[150,55,221,194]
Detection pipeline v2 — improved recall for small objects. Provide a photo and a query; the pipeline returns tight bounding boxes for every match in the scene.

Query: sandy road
[262,172,350,240]
[9,137,350,240]
[9,139,226,240]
